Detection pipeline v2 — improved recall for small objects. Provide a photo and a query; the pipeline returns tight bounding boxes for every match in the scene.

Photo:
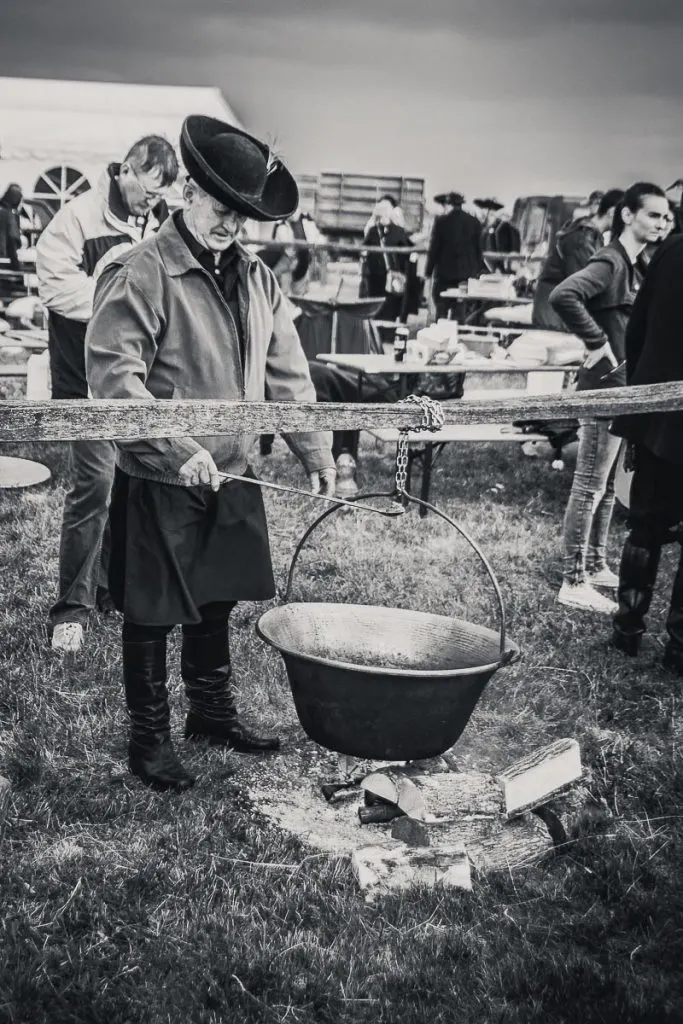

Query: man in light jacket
[36,136,179,653]
[85,116,335,792]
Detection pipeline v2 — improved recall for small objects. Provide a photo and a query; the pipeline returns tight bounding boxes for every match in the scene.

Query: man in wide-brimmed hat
[85,116,335,792]
[424,191,484,318]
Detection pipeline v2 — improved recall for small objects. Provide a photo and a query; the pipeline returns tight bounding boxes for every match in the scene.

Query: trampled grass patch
[0,435,681,1024]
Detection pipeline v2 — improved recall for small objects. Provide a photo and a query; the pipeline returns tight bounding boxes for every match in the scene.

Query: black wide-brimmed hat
[473,197,504,211]
[180,115,299,222]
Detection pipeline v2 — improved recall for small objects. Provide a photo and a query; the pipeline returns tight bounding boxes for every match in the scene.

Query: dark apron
[108,467,275,626]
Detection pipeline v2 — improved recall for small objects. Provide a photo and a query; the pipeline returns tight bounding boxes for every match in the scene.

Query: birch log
[352,842,472,894]
[496,739,582,818]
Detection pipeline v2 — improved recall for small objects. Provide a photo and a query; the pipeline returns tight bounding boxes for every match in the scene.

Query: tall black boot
[612,537,661,656]
[123,639,195,791]
[663,549,683,676]
[182,626,280,752]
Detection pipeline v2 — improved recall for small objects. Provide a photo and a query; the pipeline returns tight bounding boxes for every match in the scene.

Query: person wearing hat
[424,191,484,319]
[85,116,336,792]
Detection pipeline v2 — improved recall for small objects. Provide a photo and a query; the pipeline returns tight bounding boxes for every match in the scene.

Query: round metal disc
[0,456,52,489]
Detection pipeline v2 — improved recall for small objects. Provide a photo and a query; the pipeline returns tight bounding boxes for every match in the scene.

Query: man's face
[185,185,247,252]
[374,199,394,225]
[625,195,670,245]
[118,162,171,217]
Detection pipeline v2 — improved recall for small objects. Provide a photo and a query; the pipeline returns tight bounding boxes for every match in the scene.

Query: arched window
[32,166,91,214]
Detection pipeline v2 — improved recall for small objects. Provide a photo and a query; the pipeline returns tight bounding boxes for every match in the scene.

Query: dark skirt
[108,468,275,626]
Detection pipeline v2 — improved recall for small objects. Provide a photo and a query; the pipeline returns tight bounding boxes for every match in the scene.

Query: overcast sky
[1,0,682,204]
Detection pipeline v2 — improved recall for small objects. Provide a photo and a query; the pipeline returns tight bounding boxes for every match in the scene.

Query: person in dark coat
[0,183,23,295]
[532,189,624,330]
[610,232,683,673]
[424,192,484,318]
[550,182,669,615]
[85,116,335,792]
[493,213,521,257]
[361,196,412,323]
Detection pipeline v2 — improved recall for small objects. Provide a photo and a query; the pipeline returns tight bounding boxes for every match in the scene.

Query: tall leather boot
[663,549,683,676]
[123,639,195,791]
[612,537,661,656]
[182,625,280,752]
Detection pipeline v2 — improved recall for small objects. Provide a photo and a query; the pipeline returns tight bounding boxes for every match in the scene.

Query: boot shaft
[666,548,683,654]
[615,537,662,635]
[181,625,236,723]
[123,638,171,746]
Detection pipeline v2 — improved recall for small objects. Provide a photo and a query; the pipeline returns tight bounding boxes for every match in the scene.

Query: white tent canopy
[0,77,241,204]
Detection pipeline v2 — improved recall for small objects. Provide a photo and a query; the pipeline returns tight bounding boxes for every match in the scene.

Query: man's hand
[178,449,220,491]
[583,342,618,370]
[308,468,336,497]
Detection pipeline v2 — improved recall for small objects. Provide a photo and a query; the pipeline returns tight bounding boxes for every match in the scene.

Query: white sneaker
[557,581,618,615]
[51,622,84,653]
[589,566,619,590]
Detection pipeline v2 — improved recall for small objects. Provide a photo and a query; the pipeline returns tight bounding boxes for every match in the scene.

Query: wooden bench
[0,364,28,377]
[365,421,547,514]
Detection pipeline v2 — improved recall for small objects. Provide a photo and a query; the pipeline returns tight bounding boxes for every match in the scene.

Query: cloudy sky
[1,0,682,204]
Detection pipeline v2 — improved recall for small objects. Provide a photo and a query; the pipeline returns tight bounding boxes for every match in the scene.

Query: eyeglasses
[128,166,170,203]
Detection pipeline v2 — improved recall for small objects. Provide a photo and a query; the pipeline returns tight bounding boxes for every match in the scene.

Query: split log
[391,817,431,847]
[321,781,358,802]
[496,739,582,818]
[358,805,404,825]
[361,770,502,821]
[361,740,582,822]
[424,813,554,873]
[352,842,472,894]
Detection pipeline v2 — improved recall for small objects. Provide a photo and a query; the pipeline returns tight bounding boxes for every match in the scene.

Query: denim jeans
[49,440,116,627]
[562,419,622,583]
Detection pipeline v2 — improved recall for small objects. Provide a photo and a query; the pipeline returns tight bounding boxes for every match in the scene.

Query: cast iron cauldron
[257,492,519,761]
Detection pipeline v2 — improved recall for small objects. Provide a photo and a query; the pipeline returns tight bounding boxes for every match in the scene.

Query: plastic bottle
[393,325,409,362]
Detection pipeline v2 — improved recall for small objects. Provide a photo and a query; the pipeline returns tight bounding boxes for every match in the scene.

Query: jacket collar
[156,211,258,277]
[97,165,132,232]
[97,165,167,237]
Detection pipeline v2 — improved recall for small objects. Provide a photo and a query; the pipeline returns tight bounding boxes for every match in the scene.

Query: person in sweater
[550,182,669,614]
[36,136,178,653]
[532,189,624,330]
[85,116,335,792]
[610,233,683,674]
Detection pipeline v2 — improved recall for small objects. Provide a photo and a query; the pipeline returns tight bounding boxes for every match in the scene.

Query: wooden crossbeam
[0,382,679,442]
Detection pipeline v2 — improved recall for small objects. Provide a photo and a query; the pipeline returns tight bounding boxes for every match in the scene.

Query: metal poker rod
[217,471,405,517]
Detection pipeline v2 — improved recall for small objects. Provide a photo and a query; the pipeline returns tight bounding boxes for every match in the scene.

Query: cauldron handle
[283,490,512,664]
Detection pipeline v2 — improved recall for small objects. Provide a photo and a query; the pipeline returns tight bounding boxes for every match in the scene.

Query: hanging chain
[394,394,446,495]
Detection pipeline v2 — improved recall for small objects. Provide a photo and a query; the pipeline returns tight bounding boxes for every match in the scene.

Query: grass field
[0,433,681,1024]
